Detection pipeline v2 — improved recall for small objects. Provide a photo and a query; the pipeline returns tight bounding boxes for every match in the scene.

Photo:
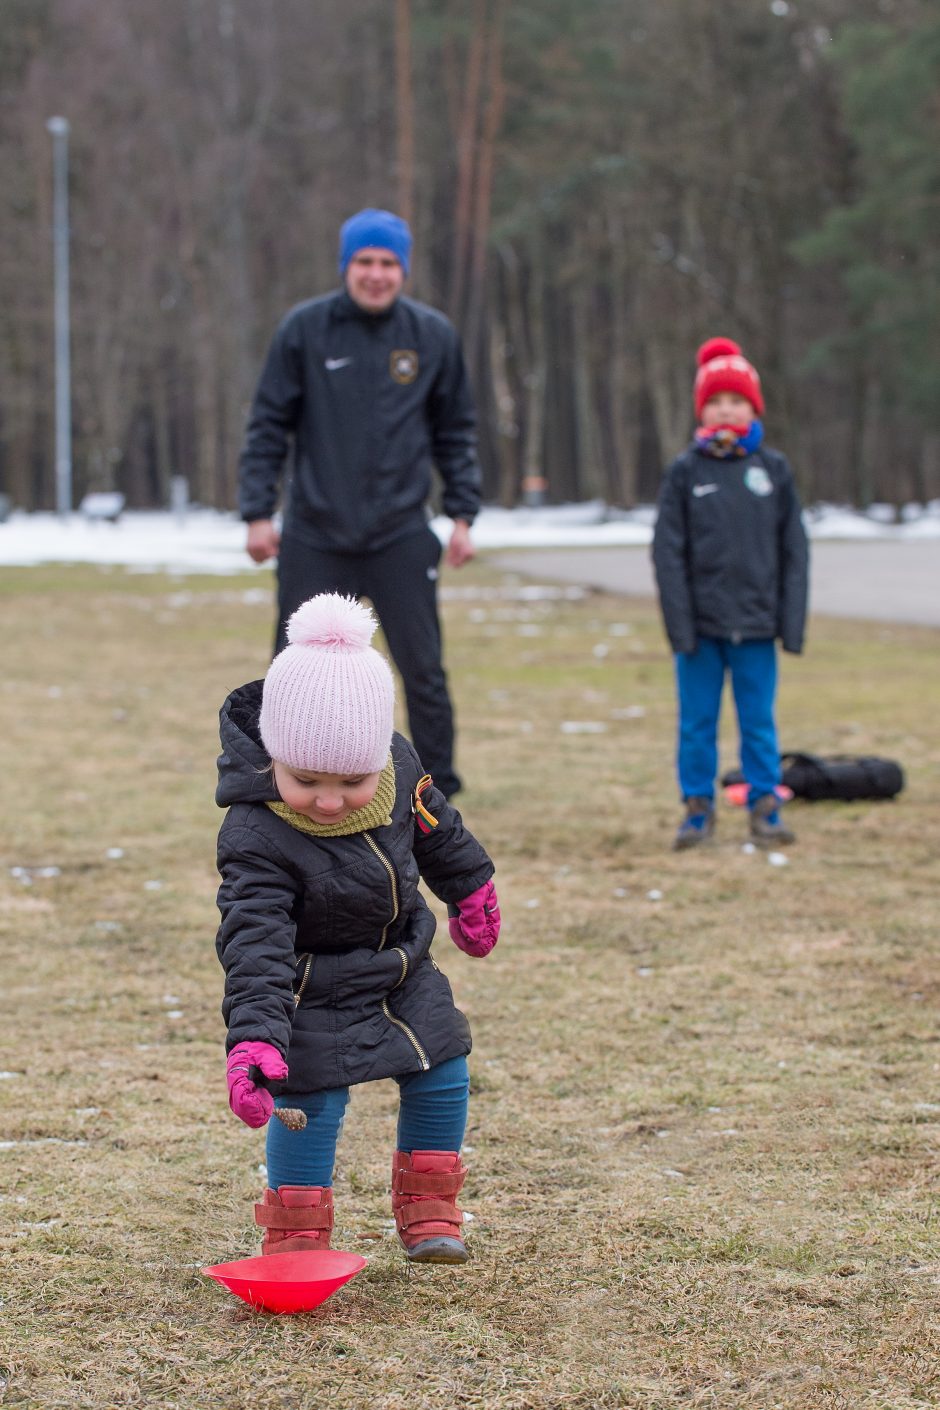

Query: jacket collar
[331,288,400,325]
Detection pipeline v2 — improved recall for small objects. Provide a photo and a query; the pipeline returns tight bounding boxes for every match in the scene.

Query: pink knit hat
[259,594,395,774]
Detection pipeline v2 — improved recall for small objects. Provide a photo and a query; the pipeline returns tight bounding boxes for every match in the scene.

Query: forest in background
[1,0,938,513]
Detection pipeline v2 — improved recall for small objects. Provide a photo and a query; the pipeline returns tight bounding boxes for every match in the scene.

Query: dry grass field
[1,557,938,1410]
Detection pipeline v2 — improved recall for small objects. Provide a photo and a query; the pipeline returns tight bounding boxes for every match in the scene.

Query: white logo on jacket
[744,466,773,497]
[692,482,719,497]
[324,356,353,371]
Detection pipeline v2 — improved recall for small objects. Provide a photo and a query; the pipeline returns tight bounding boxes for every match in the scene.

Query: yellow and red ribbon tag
[413,774,439,834]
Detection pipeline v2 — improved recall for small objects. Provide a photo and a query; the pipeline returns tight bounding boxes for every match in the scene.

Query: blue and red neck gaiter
[694,420,764,459]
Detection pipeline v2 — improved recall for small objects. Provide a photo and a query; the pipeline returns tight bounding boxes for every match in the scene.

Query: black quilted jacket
[215,681,494,1093]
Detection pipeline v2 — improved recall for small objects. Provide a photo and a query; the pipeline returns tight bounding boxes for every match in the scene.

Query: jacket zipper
[363,833,399,949]
[294,954,314,1006]
[364,833,430,1069]
[390,947,408,988]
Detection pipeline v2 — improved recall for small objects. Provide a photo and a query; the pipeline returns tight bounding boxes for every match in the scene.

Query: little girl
[215,593,499,1264]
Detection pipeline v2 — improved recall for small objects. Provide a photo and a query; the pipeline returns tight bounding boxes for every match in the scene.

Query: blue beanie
[339,208,412,276]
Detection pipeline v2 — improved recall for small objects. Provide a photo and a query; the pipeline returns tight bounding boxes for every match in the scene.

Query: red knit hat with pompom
[693,337,764,419]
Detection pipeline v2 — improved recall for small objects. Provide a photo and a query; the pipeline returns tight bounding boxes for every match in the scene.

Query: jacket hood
[216,680,279,808]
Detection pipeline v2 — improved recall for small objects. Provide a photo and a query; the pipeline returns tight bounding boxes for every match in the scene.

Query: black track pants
[275,526,460,797]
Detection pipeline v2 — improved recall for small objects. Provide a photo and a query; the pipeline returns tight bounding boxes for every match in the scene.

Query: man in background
[239,208,482,798]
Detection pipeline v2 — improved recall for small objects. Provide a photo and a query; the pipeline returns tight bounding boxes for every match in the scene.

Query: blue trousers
[675,637,780,807]
[266,1055,470,1189]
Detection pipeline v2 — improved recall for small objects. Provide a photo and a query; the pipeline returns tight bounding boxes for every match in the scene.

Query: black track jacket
[652,445,809,656]
[238,290,482,553]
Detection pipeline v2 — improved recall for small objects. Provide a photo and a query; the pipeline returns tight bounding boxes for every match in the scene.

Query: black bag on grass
[722,753,904,802]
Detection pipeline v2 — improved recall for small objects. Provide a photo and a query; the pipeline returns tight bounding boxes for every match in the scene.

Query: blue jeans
[675,637,780,807]
[266,1055,470,1188]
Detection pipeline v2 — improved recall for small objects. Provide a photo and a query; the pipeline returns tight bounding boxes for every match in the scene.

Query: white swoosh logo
[324,357,353,371]
[693,483,719,497]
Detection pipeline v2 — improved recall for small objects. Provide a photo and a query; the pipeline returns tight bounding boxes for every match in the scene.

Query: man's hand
[445,519,475,569]
[246,519,281,564]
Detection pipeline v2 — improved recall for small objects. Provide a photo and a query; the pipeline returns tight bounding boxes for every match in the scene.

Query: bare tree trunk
[462,0,505,367]
[394,0,415,226]
[644,333,690,466]
[608,220,637,505]
[448,0,487,320]
[571,283,604,501]
[501,243,546,497]
[918,432,940,505]
[488,305,518,505]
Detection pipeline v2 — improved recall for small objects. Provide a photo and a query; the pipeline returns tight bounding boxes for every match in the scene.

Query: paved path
[491,540,940,629]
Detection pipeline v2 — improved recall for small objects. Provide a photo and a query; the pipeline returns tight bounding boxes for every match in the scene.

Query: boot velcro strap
[255,1202,333,1231]
[396,1199,463,1229]
[394,1168,466,1197]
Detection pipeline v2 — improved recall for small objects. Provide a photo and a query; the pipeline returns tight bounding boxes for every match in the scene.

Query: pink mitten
[448,880,501,958]
[226,1041,288,1128]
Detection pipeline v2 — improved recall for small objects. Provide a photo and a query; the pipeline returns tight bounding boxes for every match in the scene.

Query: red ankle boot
[254,1185,333,1254]
[391,1150,468,1264]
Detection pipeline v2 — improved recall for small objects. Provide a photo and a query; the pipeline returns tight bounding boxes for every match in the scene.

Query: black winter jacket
[238,290,482,553]
[215,681,494,1093]
[652,445,809,655]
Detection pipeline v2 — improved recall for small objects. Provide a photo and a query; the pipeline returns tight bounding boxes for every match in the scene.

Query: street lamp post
[46,115,72,517]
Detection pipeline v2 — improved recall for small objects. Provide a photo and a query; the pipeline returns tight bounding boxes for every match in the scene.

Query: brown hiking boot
[673,796,715,851]
[391,1150,468,1264]
[254,1185,333,1255]
[750,793,796,847]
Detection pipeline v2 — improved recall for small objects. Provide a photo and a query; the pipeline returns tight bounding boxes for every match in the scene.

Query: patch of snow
[144,879,164,891]
[560,720,607,734]
[2,500,937,576]
[646,889,663,902]
[106,847,124,860]
[767,851,790,867]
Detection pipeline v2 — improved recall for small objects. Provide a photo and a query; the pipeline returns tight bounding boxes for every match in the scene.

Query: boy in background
[652,338,809,850]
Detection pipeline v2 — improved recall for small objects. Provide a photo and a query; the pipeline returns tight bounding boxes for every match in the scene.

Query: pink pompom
[697,336,741,367]
[286,593,377,651]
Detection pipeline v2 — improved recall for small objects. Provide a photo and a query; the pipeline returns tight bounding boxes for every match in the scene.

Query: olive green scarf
[266,754,396,837]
